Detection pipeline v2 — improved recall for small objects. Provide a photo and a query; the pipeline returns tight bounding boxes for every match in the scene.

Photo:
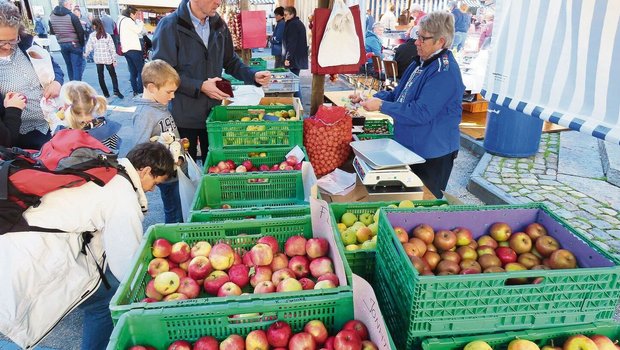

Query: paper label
[353,274,392,350]
[286,145,306,162]
[302,162,318,201]
[310,197,347,287]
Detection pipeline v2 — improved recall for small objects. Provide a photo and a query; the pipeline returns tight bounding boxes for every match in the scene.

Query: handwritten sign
[310,197,348,287]
[353,274,393,350]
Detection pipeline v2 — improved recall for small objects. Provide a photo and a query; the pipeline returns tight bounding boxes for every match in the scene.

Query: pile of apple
[207,155,302,174]
[128,319,375,350]
[395,221,578,278]
[143,235,339,302]
[335,200,422,252]
[463,333,617,350]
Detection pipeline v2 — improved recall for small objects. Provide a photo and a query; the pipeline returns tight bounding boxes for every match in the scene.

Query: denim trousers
[158,180,183,223]
[123,50,144,94]
[78,268,119,350]
[452,31,468,52]
[59,42,85,81]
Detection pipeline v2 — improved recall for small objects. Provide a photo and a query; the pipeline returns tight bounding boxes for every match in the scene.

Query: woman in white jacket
[117,5,144,96]
[380,4,397,31]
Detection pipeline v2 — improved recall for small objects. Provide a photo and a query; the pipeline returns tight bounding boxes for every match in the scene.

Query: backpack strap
[0,159,12,201]
[80,231,111,290]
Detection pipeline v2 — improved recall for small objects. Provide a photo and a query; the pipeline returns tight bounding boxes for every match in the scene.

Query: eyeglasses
[415,31,435,43]
[0,36,21,47]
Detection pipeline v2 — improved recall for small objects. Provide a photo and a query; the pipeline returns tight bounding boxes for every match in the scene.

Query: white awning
[482,0,620,145]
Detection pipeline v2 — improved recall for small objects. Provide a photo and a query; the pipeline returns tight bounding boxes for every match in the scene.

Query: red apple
[299,277,316,290]
[453,227,473,246]
[208,243,235,270]
[324,337,335,350]
[524,222,547,241]
[242,159,253,170]
[193,336,218,350]
[563,335,598,350]
[250,266,273,287]
[203,270,229,295]
[254,280,276,294]
[334,330,362,350]
[433,230,457,251]
[436,260,460,275]
[509,232,533,254]
[495,246,518,265]
[548,249,577,269]
[285,236,307,257]
[148,257,170,277]
[250,243,274,266]
[163,292,188,301]
[267,321,293,348]
[228,263,250,288]
[286,155,299,165]
[590,335,616,350]
[393,226,409,243]
[489,222,512,242]
[309,257,334,278]
[167,340,192,350]
[478,254,502,270]
[245,329,269,350]
[272,268,296,285]
[187,255,212,280]
[440,251,461,264]
[232,251,243,265]
[289,255,311,278]
[477,235,498,249]
[535,235,560,257]
[289,332,317,350]
[169,241,191,264]
[257,235,280,254]
[412,224,435,244]
[305,320,329,345]
[259,164,270,171]
[169,267,187,279]
[306,238,329,258]
[276,277,303,292]
[217,281,242,297]
[422,251,441,271]
[361,340,379,350]
[342,320,369,341]
[145,279,163,301]
[220,334,245,350]
[224,159,235,169]
[175,276,200,299]
[270,252,289,271]
[153,271,180,295]
[190,240,212,258]
[314,280,337,289]
[317,272,339,287]
[243,251,255,268]
[152,238,172,258]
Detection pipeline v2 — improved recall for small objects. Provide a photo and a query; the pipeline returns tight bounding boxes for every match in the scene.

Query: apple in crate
[168,340,192,350]
[464,340,493,350]
[304,320,329,345]
[495,246,518,265]
[285,236,307,257]
[309,257,334,278]
[412,224,435,244]
[314,280,336,289]
[549,249,577,269]
[271,252,289,271]
[242,159,253,170]
[218,281,242,297]
[272,268,296,285]
[489,222,512,242]
[362,340,379,350]
[453,227,473,246]
[343,320,369,341]
[169,242,191,264]
[318,272,339,287]
[288,332,316,350]
[250,266,273,287]
[590,335,617,350]
[245,330,269,350]
[254,280,276,294]
[250,243,274,266]
[145,279,163,301]
[299,277,316,290]
[153,271,180,295]
[509,232,533,254]
[289,255,310,278]
[169,267,187,279]
[507,339,540,350]
[176,277,200,299]
[203,270,230,295]
[535,236,560,257]
[257,235,280,254]
[267,321,293,348]
[220,334,245,350]
[334,330,362,350]
[478,235,498,249]
[193,336,219,350]
[188,256,212,280]
[434,230,457,251]
[152,238,172,258]
[525,222,547,241]
[258,164,270,171]
[147,257,169,277]
[190,240,212,258]
[276,277,303,292]
[128,346,156,350]
[306,238,329,258]
[228,264,250,288]
[163,292,188,301]
[209,243,235,270]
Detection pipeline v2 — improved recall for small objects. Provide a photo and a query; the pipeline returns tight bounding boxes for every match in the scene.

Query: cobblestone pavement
[472,132,620,255]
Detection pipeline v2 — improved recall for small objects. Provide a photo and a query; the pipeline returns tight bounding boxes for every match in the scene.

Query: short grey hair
[419,11,454,48]
[0,0,23,30]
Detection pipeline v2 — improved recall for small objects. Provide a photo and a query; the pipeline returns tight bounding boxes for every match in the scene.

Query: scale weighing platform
[350,139,426,201]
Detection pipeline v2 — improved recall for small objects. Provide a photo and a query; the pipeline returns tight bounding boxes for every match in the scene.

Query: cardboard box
[320,178,369,203]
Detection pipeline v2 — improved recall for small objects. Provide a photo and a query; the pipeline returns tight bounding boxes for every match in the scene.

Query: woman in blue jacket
[353,11,466,199]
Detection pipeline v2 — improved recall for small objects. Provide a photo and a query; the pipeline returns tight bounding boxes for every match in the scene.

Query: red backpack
[0,129,124,233]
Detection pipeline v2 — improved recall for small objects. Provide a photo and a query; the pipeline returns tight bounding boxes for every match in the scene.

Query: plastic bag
[26,45,54,88]
[303,105,352,176]
[317,0,361,67]
[178,154,201,222]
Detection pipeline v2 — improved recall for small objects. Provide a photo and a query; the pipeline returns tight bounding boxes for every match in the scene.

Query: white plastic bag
[317,0,361,67]
[26,45,54,88]
[178,154,202,222]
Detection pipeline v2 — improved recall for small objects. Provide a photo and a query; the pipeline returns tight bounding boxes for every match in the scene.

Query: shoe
[133,92,139,97]
[114,91,124,99]
[103,93,110,98]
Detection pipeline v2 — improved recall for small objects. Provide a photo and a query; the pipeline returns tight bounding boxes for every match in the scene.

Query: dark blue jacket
[374,49,465,159]
[282,16,308,70]
[452,9,471,33]
[271,19,285,57]
[152,0,257,129]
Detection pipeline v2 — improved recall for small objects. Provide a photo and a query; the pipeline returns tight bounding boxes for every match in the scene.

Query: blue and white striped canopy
[482,0,620,145]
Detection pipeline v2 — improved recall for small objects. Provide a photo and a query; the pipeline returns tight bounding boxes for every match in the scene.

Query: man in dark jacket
[152,0,271,162]
[394,37,420,79]
[49,0,85,81]
[282,6,308,99]
[271,6,285,68]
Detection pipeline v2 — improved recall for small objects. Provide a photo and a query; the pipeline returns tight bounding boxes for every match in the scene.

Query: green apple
[337,223,347,233]
[361,240,376,250]
[398,200,415,208]
[368,222,378,236]
[373,208,381,223]
[350,221,366,232]
[341,230,357,245]
[341,212,357,227]
[345,244,360,251]
[359,212,374,226]
[371,235,378,242]
[387,204,398,208]
[464,340,492,350]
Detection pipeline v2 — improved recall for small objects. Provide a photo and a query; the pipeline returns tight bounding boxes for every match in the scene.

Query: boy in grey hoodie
[132,60,184,223]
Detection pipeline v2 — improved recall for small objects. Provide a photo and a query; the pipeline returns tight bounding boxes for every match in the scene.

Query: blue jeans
[123,50,144,94]
[290,68,301,100]
[158,180,183,223]
[59,42,85,81]
[452,31,468,52]
[78,268,119,350]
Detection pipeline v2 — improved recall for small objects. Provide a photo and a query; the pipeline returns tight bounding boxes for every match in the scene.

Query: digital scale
[350,139,426,201]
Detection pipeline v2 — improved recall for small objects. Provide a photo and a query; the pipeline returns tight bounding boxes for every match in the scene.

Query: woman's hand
[4,92,27,110]
[43,81,62,99]
[360,97,383,112]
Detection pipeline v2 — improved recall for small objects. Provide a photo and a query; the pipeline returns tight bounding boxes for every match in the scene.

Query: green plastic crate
[107,293,354,349]
[204,146,307,174]
[207,105,303,149]
[375,203,620,350]
[329,200,448,285]
[110,216,354,323]
[249,57,267,70]
[356,119,394,140]
[190,172,306,213]
[189,204,310,222]
[422,322,620,350]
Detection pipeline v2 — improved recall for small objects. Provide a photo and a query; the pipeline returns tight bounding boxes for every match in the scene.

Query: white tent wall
[482,0,620,145]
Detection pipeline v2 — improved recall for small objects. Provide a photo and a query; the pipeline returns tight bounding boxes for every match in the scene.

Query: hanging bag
[317,0,361,67]
[178,154,201,222]
[303,105,352,176]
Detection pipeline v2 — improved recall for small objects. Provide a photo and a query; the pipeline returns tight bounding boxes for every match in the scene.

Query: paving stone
[600,208,618,217]
[554,209,576,219]
[487,177,502,184]
[518,163,530,169]
[546,169,557,176]
[520,173,537,179]
[527,193,545,202]
[538,180,558,186]
[608,240,620,252]
[486,166,500,173]
[503,168,516,173]
[565,195,583,205]
[599,215,620,226]
[541,185,556,191]
[569,191,587,198]
[593,240,612,252]
[545,193,567,203]
[520,178,539,185]
[590,220,614,230]
[560,202,579,212]
[501,173,517,178]
[532,169,544,175]
[578,212,597,221]
[538,175,556,180]
[503,178,519,184]
[518,188,530,195]
[580,205,601,215]
[590,228,614,240]
[609,230,620,239]
[497,184,511,192]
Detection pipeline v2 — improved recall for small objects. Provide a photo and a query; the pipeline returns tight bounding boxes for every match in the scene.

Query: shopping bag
[317,0,361,67]
[26,45,54,88]
[178,154,201,222]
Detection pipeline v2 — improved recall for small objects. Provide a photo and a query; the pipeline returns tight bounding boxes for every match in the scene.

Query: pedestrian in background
[100,10,119,51]
[34,13,47,38]
[117,5,145,96]
[84,18,123,99]
[49,0,85,81]
[379,3,397,31]
[271,6,285,68]
[282,6,307,99]
[451,2,471,52]
[365,8,375,32]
